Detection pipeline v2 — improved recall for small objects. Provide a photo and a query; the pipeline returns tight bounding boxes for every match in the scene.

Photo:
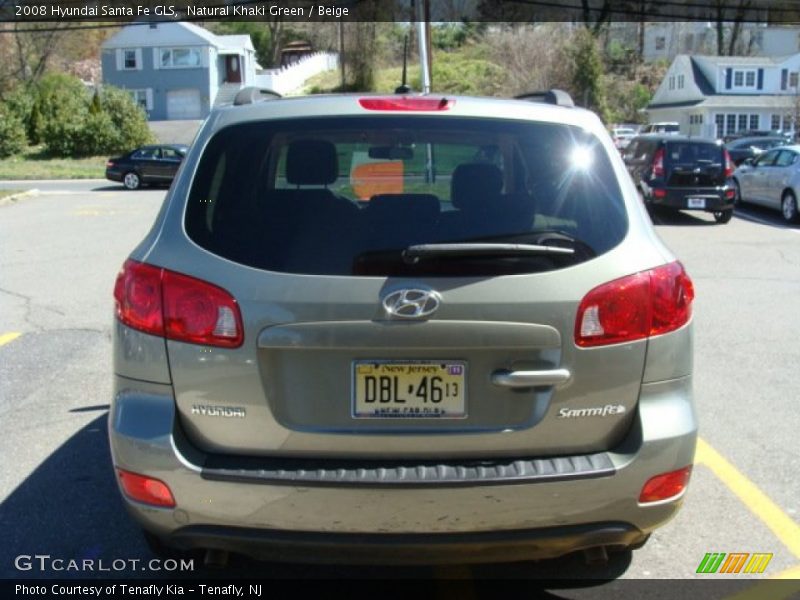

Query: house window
[791,72,799,88]
[726,114,736,135]
[123,49,137,70]
[677,74,685,89]
[732,69,757,89]
[655,36,666,51]
[715,114,725,139]
[738,114,748,131]
[772,114,781,131]
[668,76,675,91]
[782,69,788,90]
[749,114,759,130]
[159,47,202,68]
[127,89,152,111]
[784,115,794,131]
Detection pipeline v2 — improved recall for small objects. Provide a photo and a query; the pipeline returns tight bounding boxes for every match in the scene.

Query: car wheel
[713,209,733,224]
[123,171,141,190]
[733,179,742,207]
[781,191,799,223]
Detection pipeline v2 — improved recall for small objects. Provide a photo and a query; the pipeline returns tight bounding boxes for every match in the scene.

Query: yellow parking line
[0,332,21,346]
[695,438,800,560]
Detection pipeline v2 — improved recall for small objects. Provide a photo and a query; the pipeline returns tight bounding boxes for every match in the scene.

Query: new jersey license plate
[352,361,467,419]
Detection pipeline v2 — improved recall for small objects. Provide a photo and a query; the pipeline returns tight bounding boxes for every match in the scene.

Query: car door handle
[491,369,571,388]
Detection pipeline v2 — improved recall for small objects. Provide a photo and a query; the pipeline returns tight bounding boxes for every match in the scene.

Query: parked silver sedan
[733,145,800,223]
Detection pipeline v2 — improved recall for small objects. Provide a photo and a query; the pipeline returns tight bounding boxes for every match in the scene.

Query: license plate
[352,360,467,419]
[687,197,706,209]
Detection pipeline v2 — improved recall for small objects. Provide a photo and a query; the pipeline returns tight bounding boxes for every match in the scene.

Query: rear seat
[361,193,441,251]
[440,163,535,240]
[260,140,359,273]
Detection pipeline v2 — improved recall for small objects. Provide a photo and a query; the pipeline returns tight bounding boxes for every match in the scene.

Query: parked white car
[733,145,800,223]
[610,127,637,150]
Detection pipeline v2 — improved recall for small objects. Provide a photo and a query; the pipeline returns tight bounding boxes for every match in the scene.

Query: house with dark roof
[101,21,256,120]
[646,54,800,139]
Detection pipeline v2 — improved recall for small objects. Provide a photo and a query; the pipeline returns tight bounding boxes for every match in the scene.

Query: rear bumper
[109,375,696,563]
[166,522,646,565]
[643,185,734,211]
[105,168,124,182]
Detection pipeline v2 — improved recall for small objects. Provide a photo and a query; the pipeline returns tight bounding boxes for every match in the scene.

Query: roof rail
[233,87,282,106]
[514,89,574,108]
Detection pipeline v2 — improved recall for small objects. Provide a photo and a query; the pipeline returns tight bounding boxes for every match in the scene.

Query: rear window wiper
[402,243,574,264]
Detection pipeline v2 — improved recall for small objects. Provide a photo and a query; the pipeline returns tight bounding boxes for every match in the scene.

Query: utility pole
[339,21,345,90]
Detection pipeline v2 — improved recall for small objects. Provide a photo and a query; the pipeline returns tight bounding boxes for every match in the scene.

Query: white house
[101,22,257,120]
[643,23,800,63]
[646,53,800,139]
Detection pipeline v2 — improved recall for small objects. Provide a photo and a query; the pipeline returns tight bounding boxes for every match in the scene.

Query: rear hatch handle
[492,368,571,388]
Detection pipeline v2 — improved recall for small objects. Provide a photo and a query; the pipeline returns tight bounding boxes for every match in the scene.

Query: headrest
[451,163,503,211]
[286,140,338,185]
[366,194,440,221]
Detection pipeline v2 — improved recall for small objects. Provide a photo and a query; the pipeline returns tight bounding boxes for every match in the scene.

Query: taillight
[651,147,665,178]
[723,149,734,178]
[639,466,692,503]
[113,259,243,348]
[117,469,176,508]
[358,96,454,111]
[575,261,694,347]
[653,188,667,198]
[162,270,243,348]
[114,260,163,336]
[106,161,115,168]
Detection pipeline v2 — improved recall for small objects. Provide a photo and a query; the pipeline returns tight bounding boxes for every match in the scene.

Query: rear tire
[713,208,733,224]
[781,191,798,223]
[123,171,141,190]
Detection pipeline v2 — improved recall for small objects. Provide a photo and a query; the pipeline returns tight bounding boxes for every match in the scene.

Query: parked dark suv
[624,135,736,223]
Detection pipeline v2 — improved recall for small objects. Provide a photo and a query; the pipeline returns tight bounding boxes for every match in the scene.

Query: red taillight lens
[575,261,694,347]
[162,270,243,348]
[358,96,454,111]
[117,469,176,507]
[106,161,115,168]
[113,259,243,348]
[653,188,667,198]
[651,148,665,178]
[723,149,734,178]
[114,259,164,336]
[639,466,692,503]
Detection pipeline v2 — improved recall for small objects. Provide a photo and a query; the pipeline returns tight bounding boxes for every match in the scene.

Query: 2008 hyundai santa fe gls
[110,90,697,566]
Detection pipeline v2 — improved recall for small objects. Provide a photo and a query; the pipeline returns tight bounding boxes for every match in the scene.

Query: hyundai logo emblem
[382,289,441,319]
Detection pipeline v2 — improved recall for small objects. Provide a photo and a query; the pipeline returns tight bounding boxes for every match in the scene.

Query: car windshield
[185,116,627,276]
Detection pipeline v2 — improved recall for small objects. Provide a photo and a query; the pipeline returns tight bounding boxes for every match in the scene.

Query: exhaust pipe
[583,546,609,566]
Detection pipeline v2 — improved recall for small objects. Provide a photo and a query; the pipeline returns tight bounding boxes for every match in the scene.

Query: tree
[571,28,610,123]
[0,103,26,158]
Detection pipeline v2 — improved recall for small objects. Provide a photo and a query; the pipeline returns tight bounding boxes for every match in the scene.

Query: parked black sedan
[724,136,787,166]
[106,145,188,190]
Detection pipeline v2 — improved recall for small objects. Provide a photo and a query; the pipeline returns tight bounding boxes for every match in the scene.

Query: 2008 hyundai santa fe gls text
[110,89,697,566]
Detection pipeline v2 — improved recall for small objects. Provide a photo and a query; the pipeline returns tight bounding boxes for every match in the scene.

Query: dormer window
[732,69,757,89]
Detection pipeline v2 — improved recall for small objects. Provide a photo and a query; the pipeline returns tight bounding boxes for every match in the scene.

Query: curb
[0,189,39,207]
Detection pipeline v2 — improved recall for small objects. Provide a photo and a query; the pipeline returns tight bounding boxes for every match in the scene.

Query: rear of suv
[624,134,736,224]
[110,90,697,566]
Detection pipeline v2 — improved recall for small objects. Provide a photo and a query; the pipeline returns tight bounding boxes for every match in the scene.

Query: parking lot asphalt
[0,185,798,595]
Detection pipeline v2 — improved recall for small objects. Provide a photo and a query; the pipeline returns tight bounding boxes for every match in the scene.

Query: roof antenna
[395,35,411,94]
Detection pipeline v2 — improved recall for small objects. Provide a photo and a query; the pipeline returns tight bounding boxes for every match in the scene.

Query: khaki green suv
[110,89,697,566]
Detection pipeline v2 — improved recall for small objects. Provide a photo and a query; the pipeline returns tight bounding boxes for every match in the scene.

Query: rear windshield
[664,141,723,164]
[185,116,627,276]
